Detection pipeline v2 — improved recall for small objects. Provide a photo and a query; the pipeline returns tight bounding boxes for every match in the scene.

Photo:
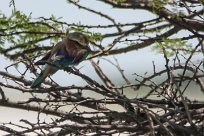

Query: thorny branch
[0,0,204,135]
[1,46,204,135]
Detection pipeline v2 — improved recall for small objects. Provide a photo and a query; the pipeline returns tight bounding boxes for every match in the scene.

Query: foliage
[0,11,64,59]
[115,0,127,3]
[153,38,192,56]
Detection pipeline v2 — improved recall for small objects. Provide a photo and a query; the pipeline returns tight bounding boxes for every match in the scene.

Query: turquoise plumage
[31,32,91,88]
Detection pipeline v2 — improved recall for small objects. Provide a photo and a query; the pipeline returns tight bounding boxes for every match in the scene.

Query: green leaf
[153,38,192,57]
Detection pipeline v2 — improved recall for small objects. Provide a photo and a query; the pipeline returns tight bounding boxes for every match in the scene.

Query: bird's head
[68,32,89,47]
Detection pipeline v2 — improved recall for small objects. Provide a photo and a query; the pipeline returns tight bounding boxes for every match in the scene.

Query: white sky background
[0,0,203,104]
[0,0,203,135]
[0,0,167,85]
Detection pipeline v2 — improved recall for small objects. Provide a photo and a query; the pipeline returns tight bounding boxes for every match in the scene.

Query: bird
[31,32,91,88]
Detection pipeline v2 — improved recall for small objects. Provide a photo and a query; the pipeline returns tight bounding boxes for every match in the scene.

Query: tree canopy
[0,0,204,135]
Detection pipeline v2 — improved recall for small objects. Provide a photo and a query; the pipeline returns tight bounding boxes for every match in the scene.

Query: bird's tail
[31,72,46,88]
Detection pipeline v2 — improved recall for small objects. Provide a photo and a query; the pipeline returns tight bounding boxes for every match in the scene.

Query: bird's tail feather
[31,73,46,88]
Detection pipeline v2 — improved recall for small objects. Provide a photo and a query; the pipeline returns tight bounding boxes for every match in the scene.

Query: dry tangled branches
[0,40,204,135]
[0,0,204,135]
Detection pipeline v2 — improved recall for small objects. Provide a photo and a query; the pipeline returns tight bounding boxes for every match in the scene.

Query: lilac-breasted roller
[31,32,91,88]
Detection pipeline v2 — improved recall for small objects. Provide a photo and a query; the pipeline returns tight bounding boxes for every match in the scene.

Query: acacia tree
[0,0,204,135]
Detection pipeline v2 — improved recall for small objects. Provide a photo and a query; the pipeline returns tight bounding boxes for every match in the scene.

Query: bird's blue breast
[54,50,74,68]
[56,51,73,61]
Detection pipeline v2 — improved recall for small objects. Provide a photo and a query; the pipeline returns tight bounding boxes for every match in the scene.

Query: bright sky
[0,0,202,86]
[0,0,168,85]
[0,1,202,96]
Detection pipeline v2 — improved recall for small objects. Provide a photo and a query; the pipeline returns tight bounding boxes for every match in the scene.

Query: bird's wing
[34,51,51,65]
[35,41,64,65]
